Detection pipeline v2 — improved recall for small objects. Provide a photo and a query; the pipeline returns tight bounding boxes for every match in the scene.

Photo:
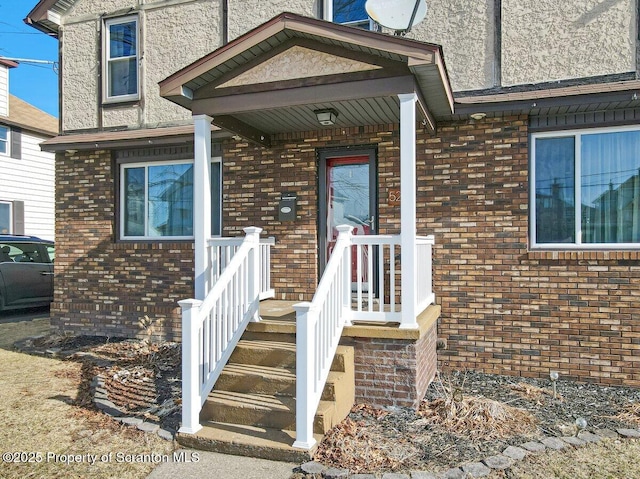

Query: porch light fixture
[314,108,339,126]
[469,112,486,120]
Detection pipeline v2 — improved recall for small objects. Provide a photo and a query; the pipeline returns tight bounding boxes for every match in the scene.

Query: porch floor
[258,300,441,340]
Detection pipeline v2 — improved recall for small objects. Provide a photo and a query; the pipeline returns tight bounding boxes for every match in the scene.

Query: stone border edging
[300,427,640,479]
[91,374,175,442]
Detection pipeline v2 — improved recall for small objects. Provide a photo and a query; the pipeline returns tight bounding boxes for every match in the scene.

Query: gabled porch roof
[159,12,454,146]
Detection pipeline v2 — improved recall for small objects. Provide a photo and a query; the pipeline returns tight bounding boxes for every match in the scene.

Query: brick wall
[53,149,193,340]
[347,321,438,409]
[419,115,640,387]
[221,125,402,302]
[52,125,404,338]
[52,116,640,388]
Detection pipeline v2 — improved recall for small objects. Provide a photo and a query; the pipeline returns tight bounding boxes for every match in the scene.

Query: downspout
[222,0,228,45]
[57,26,63,133]
[97,17,103,130]
[494,0,502,87]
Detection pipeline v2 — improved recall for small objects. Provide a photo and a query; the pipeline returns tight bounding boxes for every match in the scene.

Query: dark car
[0,235,54,311]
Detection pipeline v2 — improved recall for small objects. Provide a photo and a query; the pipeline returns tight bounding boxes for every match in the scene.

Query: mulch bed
[312,370,640,474]
[14,334,640,475]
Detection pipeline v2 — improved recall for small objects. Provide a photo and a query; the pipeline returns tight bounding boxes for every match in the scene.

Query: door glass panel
[326,156,373,286]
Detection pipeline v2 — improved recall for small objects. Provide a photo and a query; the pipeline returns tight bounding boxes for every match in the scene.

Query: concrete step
[200,390,336,434]
[176,421,321,463]
[216,363,296,396]
[216,362,348,401]
[230,339,296,368]
[229,339,351,372]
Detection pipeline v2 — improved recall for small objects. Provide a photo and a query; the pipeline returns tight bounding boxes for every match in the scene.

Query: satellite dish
[365,0,427,33]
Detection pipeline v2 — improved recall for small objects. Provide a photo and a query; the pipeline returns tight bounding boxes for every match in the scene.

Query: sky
[0,1,59,118]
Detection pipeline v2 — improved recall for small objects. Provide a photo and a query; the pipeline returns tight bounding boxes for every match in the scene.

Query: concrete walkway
[147,449,297,479]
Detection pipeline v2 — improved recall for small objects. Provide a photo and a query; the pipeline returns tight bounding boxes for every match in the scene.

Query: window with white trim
[0,126,9,156]
[120,159,222,240]
[532,125,640,248]
[104,16,139,102]
[324,0,376,30]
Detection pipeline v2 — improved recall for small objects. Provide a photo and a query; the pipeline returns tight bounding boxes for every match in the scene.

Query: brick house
[27,0,640,455]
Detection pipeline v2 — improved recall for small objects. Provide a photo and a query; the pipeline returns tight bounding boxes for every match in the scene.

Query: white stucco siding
[144,1,223,126]
[502,0,635,86]
[227,0,318,41]
[407,0,495,92]
[61,20,100,131]
[0,131,55,240]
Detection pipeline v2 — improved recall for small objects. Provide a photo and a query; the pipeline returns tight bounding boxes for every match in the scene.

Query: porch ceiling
[159,12,454,146]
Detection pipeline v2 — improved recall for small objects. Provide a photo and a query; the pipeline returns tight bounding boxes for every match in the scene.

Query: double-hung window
[0,126,9,156]
[324,0,375,30]
[104,16,139,102]
[120,160,222,240]
[532,126,640,248]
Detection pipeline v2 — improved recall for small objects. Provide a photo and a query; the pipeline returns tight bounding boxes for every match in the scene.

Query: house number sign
[388,190,401,206]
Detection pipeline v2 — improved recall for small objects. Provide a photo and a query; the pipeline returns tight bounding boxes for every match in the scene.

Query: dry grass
[488,439,640,479]
[314,412,421,473]
[0,321,174,479]
[417,394,538,440]
[611,403,640,426]
[511,381,564,402]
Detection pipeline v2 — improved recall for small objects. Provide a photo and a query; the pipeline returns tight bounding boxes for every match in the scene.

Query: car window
[0,242,46,263]
[46,245,55,262]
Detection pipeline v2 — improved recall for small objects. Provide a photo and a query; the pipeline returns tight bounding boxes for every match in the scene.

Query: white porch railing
[292,225,353,450]
[209,236,275,300]
[178,227,267,434]
[416,235,435,312]
[293,228,435,449]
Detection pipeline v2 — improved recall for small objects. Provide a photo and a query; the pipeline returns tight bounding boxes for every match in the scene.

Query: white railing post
[243,226,263,322]
[337,225,353,326]
[399,93,418,329]
[292,301,316,450]
[193,114,213,301]
[178,298,203,434]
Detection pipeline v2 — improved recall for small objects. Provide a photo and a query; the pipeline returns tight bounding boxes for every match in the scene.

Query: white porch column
[399,93,418,329]
[194,114,213,300]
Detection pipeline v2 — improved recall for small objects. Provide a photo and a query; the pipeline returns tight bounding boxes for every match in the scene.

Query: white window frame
[0,125,9,157]
[530,124,640,250]
[120,158,223,240]
[103,15,140,103]
[323,0,376,30]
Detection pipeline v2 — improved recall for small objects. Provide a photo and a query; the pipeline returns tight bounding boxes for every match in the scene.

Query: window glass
[0,202,10,234]
[0,126,8,155]
[122,160,223,240]
[535,137,575,243]
[581,130,640,244]
[533,127,640,247]
[211,161,222,236]
[46,245,55,262]
[123,167,145,236]
[148,164,193,237]
[0,243,44,263]
[106,17,138,100]
[333,0,369,26]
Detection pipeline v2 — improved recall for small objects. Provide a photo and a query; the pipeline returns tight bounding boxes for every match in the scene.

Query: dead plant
[417,372,538,441]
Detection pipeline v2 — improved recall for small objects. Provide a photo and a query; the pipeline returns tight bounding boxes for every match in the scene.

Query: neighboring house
[26,0,640,455]
[0,59,57,240]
